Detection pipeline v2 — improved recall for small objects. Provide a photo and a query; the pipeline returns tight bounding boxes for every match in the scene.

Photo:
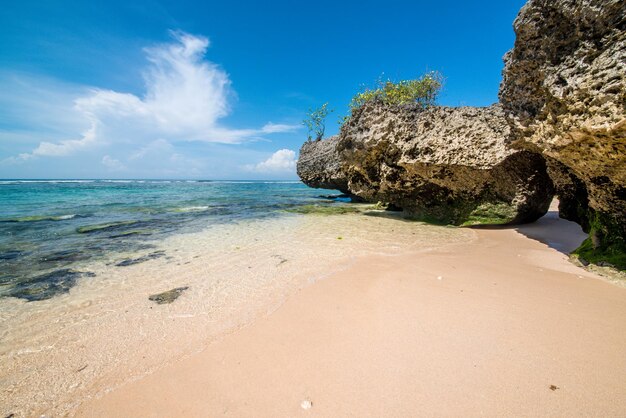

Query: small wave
[1,214,77,223]
[203,180,302,184]
[0,180,95,184]
[174,206,210,213]
[54,214,77,220]
[261,181,302,184]
[206,181,256,184]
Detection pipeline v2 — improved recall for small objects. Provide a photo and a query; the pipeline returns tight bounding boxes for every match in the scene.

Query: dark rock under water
[148,286,189,304]
[6,269,96,302]
[115,251,166,267]
[0,250,24,261]
[39,250,89,263]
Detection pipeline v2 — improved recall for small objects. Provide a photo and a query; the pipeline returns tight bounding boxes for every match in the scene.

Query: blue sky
[0,0,527,179]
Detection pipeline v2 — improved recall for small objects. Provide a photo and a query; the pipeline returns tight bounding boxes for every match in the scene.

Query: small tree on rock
[303,102,333,141]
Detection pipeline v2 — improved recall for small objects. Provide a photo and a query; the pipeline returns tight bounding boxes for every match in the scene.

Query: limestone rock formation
[500,0,625,265]
[298,102,554,225]
[297,0,624,266]
[297,136,350,195]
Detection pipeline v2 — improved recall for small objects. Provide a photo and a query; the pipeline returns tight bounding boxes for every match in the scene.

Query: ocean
[0,179,340,301]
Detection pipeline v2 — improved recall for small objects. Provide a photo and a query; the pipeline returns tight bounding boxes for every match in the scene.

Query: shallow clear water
[0,179,341,300]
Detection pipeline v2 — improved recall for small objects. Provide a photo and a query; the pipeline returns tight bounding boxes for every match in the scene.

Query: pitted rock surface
[499,0,625,251]
[298,102,554,225]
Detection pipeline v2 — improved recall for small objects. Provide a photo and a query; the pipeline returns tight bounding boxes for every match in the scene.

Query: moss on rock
[572,211,626,271]
[286,204,363,215]
[462,202,520,226]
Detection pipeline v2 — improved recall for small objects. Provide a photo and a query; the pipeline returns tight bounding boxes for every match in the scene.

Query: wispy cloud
[101,154,125,171]
[9,31,300,163]
[260,123,299,134]
[27,121,99,158]
[247,149,297,173]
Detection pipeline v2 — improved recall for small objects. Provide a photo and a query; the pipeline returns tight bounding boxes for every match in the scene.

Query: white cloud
[28,121,99,158]
[13,31,300,161]
[260,123,299,134]
[129,138,173,160]
[248,149,297,173]
[101,155,125,171]
[124,138,204,177]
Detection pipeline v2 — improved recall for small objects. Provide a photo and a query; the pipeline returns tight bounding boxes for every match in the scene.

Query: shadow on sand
[468,210,588,255]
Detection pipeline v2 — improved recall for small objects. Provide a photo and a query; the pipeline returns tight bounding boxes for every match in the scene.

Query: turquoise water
[0,180,341,301]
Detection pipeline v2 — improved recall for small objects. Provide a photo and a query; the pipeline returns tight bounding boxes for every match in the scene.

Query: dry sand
[76,207,626,417]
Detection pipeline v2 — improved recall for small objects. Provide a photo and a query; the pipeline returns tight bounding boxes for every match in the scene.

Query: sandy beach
[75,205,626,417]
[1,208,471,417]
[2,0,624,416]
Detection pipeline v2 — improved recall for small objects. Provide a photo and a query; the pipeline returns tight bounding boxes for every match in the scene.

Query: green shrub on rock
[349,71,443,113]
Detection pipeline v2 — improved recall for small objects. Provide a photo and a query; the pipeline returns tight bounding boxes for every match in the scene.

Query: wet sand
[78,209,626,417]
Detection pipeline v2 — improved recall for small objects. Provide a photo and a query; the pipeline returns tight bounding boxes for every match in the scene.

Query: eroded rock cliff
[500,0,625,266]
[297,136,350,195]
[299,103,554,225]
